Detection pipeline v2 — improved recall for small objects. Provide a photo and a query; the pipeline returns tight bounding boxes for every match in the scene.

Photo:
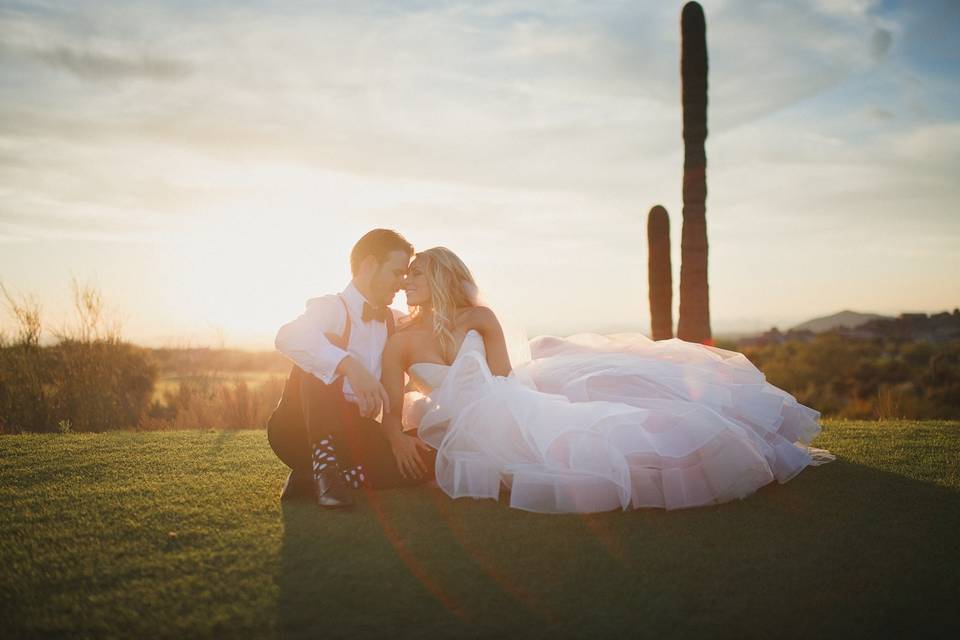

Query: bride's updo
[409,246,479,361]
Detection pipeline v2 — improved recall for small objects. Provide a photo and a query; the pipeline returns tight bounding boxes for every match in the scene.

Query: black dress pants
[267,370,435,489]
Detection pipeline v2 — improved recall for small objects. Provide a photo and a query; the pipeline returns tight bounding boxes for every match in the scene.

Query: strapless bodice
[408,362,449,394]
[407,330,483,393]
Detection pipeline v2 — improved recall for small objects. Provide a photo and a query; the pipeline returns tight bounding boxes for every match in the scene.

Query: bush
[0,339,158,433]
[0,279,158,433]
[140,374,284,431]
[738,335,960,419]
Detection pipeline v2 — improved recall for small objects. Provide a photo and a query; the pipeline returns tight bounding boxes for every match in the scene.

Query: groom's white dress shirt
[274,282,397,403]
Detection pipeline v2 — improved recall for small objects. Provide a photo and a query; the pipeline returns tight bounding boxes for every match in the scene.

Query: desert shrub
[140,374,284,431]
[739,335,960,419]
[0,279,158,433]
[50,339,157,431]
[0,342,53,433]
[0,338,158,433]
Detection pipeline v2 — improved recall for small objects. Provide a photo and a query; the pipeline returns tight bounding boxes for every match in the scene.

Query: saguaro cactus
[677,1,712,344]
[647,205,673,340]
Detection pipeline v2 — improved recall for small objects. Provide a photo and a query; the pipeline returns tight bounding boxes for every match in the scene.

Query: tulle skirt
[411,332,833,513]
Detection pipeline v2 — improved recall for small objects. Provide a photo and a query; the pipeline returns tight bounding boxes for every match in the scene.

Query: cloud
[0,1,956,344]
[0,1,900,253]
[0,1,903,180]
[0,6,190,82]
[0,2,955,274]
[0,232,31,244]
[29,45,190,81]
[0,218,160,243]
[870,27,893,60]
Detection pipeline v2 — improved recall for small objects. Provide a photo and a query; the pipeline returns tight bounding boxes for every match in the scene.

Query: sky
[0,0,958,348]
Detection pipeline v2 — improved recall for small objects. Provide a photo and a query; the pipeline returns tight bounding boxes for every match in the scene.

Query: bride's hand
[388,432,432,479]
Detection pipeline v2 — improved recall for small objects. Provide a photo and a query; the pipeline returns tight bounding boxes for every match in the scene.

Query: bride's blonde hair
[409,246,479,361]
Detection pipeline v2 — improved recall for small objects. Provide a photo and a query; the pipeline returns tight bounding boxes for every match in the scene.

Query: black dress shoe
[314,468,355,509]
[279,469,315,502]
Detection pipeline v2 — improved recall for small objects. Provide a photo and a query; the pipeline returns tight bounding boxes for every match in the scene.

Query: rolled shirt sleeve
[274,296,350,385]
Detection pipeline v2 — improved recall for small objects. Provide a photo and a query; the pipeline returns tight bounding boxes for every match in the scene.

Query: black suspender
[323,295,395,349]
[322,295,352,350]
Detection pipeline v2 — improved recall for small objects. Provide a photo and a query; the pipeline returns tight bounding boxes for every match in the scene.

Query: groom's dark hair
[350,229,414,276]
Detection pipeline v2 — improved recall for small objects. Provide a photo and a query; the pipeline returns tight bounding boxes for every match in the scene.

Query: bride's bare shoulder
[460,305,498,325]
[453,306,501,336]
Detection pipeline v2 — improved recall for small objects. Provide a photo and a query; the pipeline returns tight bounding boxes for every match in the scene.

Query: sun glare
[162,164,451,347]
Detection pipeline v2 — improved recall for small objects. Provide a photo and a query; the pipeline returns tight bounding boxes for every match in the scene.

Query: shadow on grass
[274,459,960,640]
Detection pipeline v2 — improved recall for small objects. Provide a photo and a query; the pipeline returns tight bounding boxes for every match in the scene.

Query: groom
[268,228,435,508]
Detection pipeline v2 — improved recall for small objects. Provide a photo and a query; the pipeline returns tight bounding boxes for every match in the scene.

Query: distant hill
[790,310,893,334]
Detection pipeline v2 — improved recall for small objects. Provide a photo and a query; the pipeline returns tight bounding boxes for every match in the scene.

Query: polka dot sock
[311,437,339,483]
[311,437,369,490]
[340,464,368,489]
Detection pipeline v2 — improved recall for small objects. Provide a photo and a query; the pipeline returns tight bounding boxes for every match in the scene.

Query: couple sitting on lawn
[267,229,833,514]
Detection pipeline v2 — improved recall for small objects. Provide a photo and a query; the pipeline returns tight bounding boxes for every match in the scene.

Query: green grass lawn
[2,421,958,639]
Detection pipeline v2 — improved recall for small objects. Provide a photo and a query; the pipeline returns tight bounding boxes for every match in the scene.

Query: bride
[381,247,834,513]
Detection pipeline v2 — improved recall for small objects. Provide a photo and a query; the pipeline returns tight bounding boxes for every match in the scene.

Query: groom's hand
[338,357,390,418]
[389,432,432,479]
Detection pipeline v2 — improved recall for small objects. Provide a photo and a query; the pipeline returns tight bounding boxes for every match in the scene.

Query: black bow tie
[362,302,389,323]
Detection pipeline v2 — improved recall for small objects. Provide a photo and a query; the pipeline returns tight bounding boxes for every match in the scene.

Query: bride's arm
[468,307,512,377]
[380,334,430,479]
[380,336,408,440]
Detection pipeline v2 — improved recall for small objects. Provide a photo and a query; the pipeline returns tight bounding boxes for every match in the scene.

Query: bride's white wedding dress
[405,330,834,513]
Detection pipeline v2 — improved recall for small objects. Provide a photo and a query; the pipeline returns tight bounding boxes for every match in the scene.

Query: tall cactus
[647,205,673,340]
[677,1,712,344]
